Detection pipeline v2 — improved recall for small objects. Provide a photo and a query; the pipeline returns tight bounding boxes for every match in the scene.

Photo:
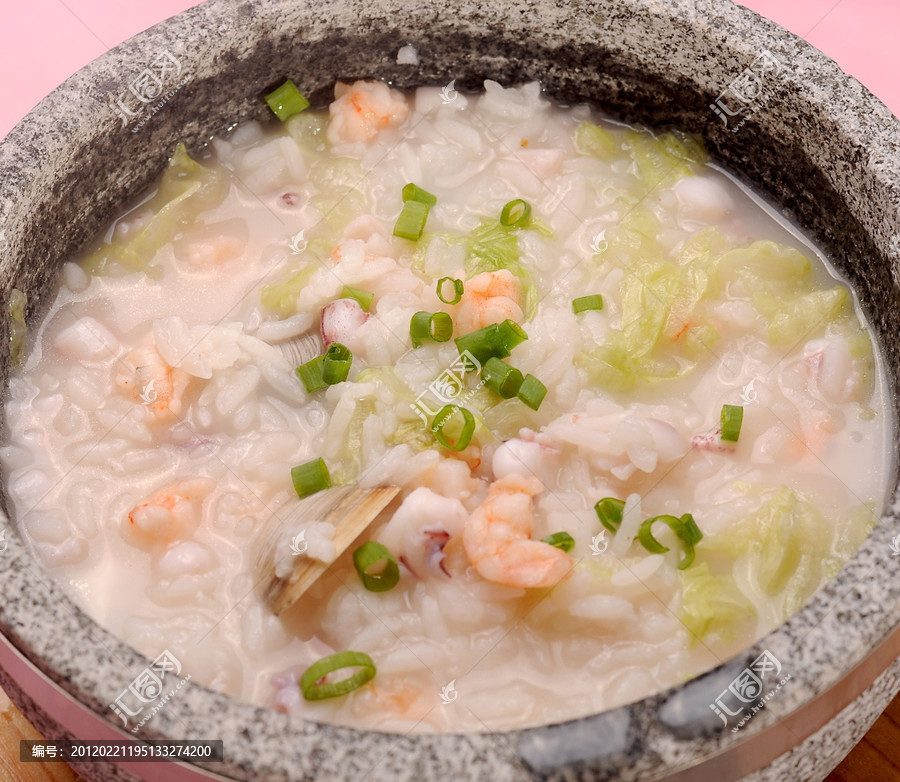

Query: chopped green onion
[296,355,327,393]
[300,651,376,701]
[720,404,743,442]
[264,79,310,122]
[481,357,524,398]
[454,319,528,366]
[496,319,528,351]
[341,286,374,311]
[322,342,352,384]
[541,531,575,552]
[500,198,532,228]
[637,513,704,570]
[432,405,475,451]
[436,277,464,305]
[595,497,625,534]
[410,311,453,347]
[393,200,430,241]
[517,374,547,410]
[402,183,437,206]
[678,513,704,546]
[353,541,400,592]
[291,457,332,499]
[572,295,604,314]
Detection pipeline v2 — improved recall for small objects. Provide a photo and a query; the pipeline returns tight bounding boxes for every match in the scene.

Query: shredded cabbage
[701,486,839,621]
[260,263,317,316]
[575,121,707,188]
[83,144,228,276]
[679,561,756,643]
[574,121,620,160]
[580,220,868,392]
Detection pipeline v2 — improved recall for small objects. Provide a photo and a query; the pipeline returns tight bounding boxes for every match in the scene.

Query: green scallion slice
[454,319,528,366]
[594,497,625,534]
[264,79,310,122]
[541,531,575,552]
[296,355,327,393]
[496,319,528,351]
[637,513,704,570]
[500,198,532,228]
[436,277,464,305]
[720,404,743,442]
[402,182,437,206]
[572,295,604,314]
[410,311,453,347]
[352,541,400,592]
[393,200,430,241]
[341,286,374,311]
[322,342,352,385]
[481,357,524,399]
[300,651,376,701]
[517,374,547,410]
[291,457,332,499]
[432,405,475,451]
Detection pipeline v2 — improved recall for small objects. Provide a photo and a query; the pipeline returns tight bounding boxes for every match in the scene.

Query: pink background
[0,0,898,141]
[1,0,899,140]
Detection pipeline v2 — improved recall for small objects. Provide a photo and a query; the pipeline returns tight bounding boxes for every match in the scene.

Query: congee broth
[2,80,891,732]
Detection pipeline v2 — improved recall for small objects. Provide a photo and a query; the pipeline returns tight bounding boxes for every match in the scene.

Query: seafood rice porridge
[1,79,892,732]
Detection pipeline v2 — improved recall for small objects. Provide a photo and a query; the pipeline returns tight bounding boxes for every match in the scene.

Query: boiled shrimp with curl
[463,474,571,588]
[126,478,214,545]
[115,343,190,421]
[455,269,523,333]
[327,81,409,145]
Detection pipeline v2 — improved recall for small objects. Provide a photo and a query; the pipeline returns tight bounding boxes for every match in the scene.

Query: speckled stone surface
[0,0,899,780]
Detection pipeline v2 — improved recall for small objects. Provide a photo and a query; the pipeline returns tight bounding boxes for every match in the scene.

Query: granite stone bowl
[1,0,899,780]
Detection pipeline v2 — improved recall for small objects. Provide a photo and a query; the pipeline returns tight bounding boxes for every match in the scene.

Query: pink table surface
[0,0,898,141]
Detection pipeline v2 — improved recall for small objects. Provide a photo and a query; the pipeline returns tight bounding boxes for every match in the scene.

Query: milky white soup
[2,80,891,733]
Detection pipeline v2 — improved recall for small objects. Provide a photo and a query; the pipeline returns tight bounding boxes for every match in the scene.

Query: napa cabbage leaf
[83,144,228,276]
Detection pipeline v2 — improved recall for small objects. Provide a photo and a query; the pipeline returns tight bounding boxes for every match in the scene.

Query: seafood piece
[115,343,191,421]
[379,488,468,577]
[321,298,370,347]
[463,474,571,588]
[126,478,215,545]
[455,270,523,333]
[327,81,409,144]
[492,429,560,482]
[545,405,687,481]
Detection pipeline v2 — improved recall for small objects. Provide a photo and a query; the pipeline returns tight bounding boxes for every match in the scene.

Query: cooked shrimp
[126,478,214,544]
[115,343,190,421]
[463,474,571,588]
[320,298,370,346]
[326,81,409,145]
[379,487,468,577]
[455,270,523,333]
